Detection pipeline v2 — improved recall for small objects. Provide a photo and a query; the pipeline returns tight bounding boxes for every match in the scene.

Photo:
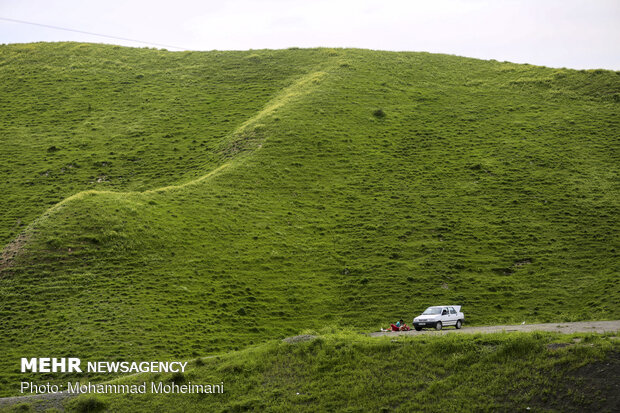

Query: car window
[449,307,456,314]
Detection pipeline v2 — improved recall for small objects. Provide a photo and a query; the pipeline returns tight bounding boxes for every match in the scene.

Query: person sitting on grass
[398,320,410,331]
[389,319,406,331]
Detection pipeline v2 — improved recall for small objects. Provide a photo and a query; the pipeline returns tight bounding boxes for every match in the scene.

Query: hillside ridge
[0,64,333,269]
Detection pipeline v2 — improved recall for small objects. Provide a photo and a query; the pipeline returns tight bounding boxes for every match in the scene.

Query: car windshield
[422,307,442,315]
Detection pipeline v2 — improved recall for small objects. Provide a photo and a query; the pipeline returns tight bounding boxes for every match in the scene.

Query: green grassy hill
[4,332,619,412]
[0,43,618,398]
[68,332,620,413]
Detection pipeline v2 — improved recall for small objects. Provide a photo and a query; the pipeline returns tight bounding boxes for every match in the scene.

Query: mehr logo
[21,358,82,373]
[21,358,189,373]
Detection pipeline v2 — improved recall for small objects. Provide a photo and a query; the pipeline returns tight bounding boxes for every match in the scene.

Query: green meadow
[0,43,618,406]
[4,332,620,412]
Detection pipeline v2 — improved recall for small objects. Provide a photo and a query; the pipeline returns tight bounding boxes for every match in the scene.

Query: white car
[413,305,464,331]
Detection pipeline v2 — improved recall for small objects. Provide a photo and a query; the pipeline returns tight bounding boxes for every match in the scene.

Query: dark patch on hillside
[530,351,620,412]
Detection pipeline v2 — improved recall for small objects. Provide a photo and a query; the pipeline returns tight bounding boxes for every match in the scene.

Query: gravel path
[369,320,620,337]
[0,391,72,411]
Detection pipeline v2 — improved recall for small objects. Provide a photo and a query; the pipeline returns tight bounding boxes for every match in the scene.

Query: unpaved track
[0,391,70,411]
[369,320,620,337]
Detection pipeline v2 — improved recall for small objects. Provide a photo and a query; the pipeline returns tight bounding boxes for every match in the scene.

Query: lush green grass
[3,331,618,412]
[0,43,618,398]
[0,42,328,245]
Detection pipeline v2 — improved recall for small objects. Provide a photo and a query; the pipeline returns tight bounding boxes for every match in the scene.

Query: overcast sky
[1,0,619,69]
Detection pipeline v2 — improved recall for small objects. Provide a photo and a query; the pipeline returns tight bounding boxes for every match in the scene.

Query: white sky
[1,0,619,69]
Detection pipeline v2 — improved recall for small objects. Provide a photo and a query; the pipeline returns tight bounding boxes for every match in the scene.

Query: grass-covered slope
[0,43,327,245]
[0,43,619,396]
[80,332,620,413]
[7,332,619,412]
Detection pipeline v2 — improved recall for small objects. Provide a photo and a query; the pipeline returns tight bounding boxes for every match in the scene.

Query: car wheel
[435,322,442,331]
[414,326,422,331]
[456,320,462,329]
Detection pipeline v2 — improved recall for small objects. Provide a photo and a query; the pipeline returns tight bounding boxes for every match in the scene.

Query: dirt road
[0,391,70,411]
[369,320,620,337]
